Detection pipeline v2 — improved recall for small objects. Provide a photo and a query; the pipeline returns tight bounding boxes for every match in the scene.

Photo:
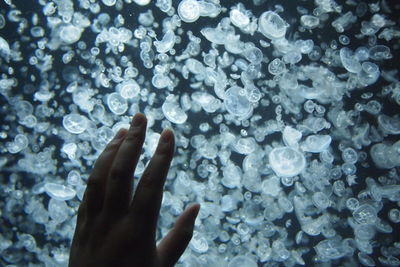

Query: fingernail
[161,129,173,143]
[132,113,145,127]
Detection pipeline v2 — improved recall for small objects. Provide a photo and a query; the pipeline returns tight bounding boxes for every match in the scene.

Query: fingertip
[131,112,147,127]
[182,203,200,226]
[187,203,200,218]
[160,128,174,143]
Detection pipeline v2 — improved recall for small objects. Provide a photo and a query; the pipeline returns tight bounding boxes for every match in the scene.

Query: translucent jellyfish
[342,147,358,164]
[358,252,375,267]
[190,231,209,253]
[388,209,400,223]
[354,49,370,65]
[230,8,250,29]
[44,183,76,201]
[369,45,392,60]
[268,58,286,75]
[91,126,114,151]
[0,14,5,29]
[233,137,257,155]
[178,0,201,23]
[118,80,140,99]
[377,114,400,135]
[191,91,222,113]
[312,192,330,210]
[224,86,252,117]
[314,239,345,260]
[221,195,237,212]
[152,74,172,89]
[101,0,116,6]
[18,234,37,252]
[162,96,188,124]
[261,176,281,197]
[48,199,69,223]
[200,27,226,45]
[222,163,242,188]
[243,201,264,225]
[300,15,320,29]
[156,0,172,12]
[353,204,377,224]
[301,135,332,153]
[340,47,362,73]
[228,255,257,267]
[370,143,397,169]
[269,147,306,177]
[185,58,206,74]
[63,114,88,134]
[154,30,175,53]
[258,11,288,40]
[134,0,151,5]
[67,170,81,186]
[354,224,376,240]
[357,62,380,86]
[243,46,263,64]
[59,24,82,44]
[107,92,128,115]
[283,50,302,64]
[0,36,10,60]
[282,126,302,148]
[346,198,359,211]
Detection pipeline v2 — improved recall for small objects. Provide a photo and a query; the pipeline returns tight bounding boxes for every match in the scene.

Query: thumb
[157,203,200,266]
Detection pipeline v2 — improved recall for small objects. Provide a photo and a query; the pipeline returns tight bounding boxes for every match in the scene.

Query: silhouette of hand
[69,113,200,267]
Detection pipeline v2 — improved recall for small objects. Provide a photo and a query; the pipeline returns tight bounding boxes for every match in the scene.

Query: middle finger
[103,113,147,217]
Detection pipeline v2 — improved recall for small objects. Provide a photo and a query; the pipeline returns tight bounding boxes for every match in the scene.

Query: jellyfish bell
[134,0,151,6]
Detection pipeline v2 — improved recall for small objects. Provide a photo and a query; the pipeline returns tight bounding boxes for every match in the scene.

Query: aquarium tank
[0,0,400,266]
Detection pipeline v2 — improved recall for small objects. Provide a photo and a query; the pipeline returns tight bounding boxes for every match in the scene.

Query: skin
[69,113,200,267]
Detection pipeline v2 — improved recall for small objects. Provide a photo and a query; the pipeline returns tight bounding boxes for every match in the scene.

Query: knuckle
[125,129,145,144]
[105,140,122,152]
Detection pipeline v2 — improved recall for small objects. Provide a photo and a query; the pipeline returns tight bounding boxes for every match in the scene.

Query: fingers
[103,113,147,217]
[83,128,128,219]
[128,129,175,236]
[157,204,200,267]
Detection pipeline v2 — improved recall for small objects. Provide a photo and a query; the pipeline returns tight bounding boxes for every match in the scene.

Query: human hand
[69,113,200,267]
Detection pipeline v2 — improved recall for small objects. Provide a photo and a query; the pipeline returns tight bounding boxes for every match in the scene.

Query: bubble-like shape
[118,80,140,99]
[44,183,76,201]
[230,9,250,29]
[353,204,377,224]
[178,0,201,23]
[258,11,288,39]
[101,0,116,6]
[224,86,252,117]
[228,255,258,267]
[340,47,361,73]
[63,114,88,134]
[162,98,188,124]
[59,25,82,44]
[269,147,306,177]
[302,135,332,153]
[107,92,128,115]
[134,0,151,5]
[190,231,209,253]
[300,15,320,29]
